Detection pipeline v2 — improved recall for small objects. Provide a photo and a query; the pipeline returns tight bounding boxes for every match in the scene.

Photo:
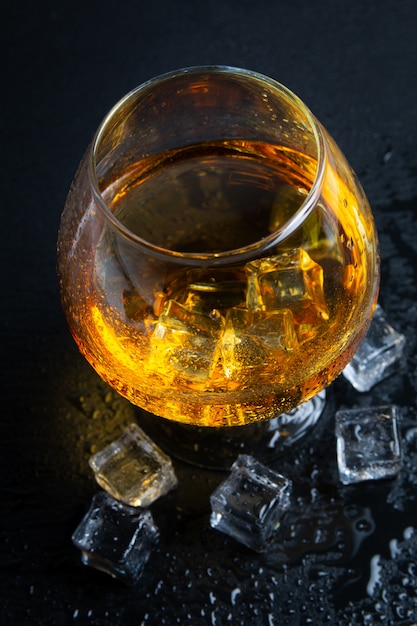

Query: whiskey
[67,139,376,427]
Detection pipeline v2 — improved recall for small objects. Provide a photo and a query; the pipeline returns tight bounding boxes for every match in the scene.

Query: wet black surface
[3,1,417,624]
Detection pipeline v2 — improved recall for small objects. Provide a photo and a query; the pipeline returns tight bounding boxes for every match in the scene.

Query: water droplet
[405,427,417,441]
[310,487,319,502]
[367,554,382,596]
[389,538,401,558]
[230,588,241,605]
[310,468,320,481]
[356,519,372,532]
[408,562,416,576]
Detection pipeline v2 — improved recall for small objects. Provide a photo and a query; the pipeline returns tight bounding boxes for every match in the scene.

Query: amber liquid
[77,140,373,427]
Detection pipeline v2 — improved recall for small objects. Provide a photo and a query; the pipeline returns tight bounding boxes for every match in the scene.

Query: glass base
[136,390,327,470]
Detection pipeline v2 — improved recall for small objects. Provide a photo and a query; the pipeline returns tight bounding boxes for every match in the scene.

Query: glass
[57,66,379,466]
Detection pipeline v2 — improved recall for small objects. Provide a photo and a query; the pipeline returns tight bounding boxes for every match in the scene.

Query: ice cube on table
[72,492,159,585]
[89,423,178,507]
[335,405,402,485]
[209,454,292,552]
[342,305,406,392]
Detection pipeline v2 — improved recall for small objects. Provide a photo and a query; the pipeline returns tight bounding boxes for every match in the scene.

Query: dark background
[3,1,417,624]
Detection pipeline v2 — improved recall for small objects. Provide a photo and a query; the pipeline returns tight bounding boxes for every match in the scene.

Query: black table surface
[3,1,417,624]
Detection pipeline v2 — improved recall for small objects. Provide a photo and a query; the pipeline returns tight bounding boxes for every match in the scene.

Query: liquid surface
[110,141,313,253]
[73,140,376,426]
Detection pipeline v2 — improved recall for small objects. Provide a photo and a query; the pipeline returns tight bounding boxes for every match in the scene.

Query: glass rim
[89,65,326,265]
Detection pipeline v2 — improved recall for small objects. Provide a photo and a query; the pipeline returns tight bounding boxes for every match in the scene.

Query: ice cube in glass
[335,405,402,485]
[342,305,406,392]
[209,454,292,552]
[220,307,268,380]
[89,423,177,507]
[245,248,329,324]
[220,307,297,381]
[72,492,159,584]
[146,299,223,385]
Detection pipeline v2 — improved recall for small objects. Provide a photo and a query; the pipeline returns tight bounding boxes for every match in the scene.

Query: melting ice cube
[72,492,159,585]
[342,305,406,392]
[89,423,177,507]
[147,299,224,384]
[335,405,402,485]
[245,248,329,325]
[220,307,297,379]
[210,454,292,552]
